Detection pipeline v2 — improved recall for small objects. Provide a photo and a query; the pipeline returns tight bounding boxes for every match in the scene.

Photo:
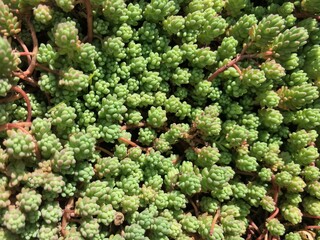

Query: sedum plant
[0,0,320,239]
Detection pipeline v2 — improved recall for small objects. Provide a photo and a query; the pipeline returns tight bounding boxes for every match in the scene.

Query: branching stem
[249,218,261,234]
[15,35,31,63]
[208,53,257,81]
[256,229,268,240]
[13,72,39,87]
[233,63,242,75]
[0,122,32,132]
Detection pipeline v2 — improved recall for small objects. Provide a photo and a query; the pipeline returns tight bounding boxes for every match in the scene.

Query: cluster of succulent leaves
[1,0,320,239]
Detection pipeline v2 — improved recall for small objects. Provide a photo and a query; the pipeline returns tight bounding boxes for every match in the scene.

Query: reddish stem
[294,12,320,21]
[208,42,262,81]
[0,94,22,103]
[23,17,38,77]
[188,198,199,217]
[208,54,242,81]
[271,175,279,204]
[61,198,75,237]
[19,52,34,56]
[95,146,113,156]
[246,233,253,240]
[11,86,32,122]
[0,122,32,132]
[121,122,146,130]
[305,225,320,230]
[233,63,242,75]
[249,218,261,234]
[303,213,320,219]
[15,35,31,63]
[172,156,180,165]
[210,209,220,236]
[267,208,279,221]
[36,63,61,75]
[235,170,257,176]
[13,72,38,87]
[257,229,268,240]
[83,0,93,43]
[118,137,139,147]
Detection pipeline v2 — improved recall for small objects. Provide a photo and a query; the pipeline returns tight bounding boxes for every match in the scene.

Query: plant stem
[210,208,220,236]
[11,86,32,122]
[83,0,93,43]
[24,17,38,77]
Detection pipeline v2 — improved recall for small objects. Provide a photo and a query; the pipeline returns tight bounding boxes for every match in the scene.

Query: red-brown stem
[61,198,75,237]
[271,175,279,204]
[36,63,61,75]
[233,63,242,75]
[305,225,320,230]
[192,147,201,154]
[0,94,22,103]
[69,218,81,223]
[208,42,258,81]
[11,86,32,122]
[83,0,93,43]
[0,122,32,132]
[257,229,268,240]
[208,54,242,81]
[15,35,31,64]
[96,146,113,156]
[294,12,320,21]
[188,198,199,217]
[246,233,253,240]
[267,207,279,221]
[13,72,39,87]
[208,53,258,81]
[24,17,38,77]
[172,156,180,165]
[121,122,146,130]
[19,52,34,56]
[249,218,261,234]
[118,137,139,147]
[210,209,220,236]
[235,170,257,176]
[303,213,320,219]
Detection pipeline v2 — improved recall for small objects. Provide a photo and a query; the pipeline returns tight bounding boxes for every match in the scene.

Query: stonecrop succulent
[0,0,320,239]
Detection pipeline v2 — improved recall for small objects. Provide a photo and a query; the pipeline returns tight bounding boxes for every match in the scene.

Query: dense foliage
[0,0,320,239]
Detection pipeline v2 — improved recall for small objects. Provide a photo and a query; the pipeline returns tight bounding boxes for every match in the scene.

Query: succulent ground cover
[1,0,320,239]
